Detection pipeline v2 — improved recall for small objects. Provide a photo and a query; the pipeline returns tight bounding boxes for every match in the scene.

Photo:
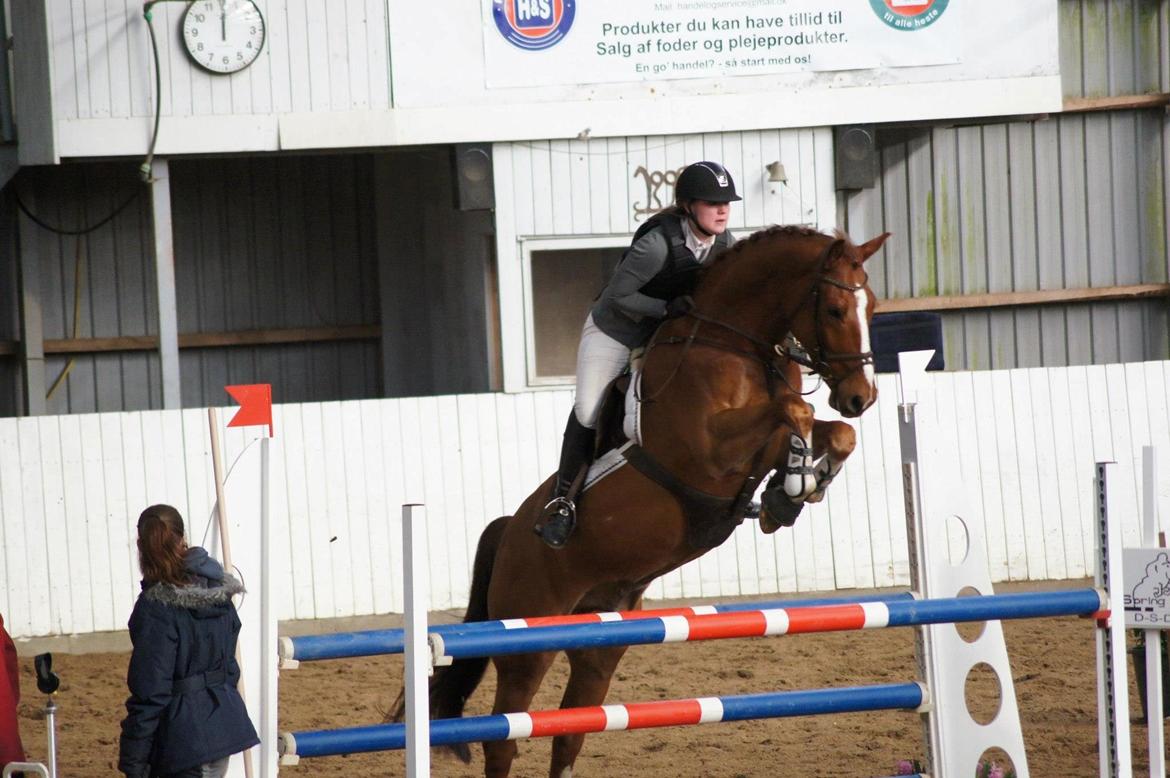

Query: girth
[623,444,767,550]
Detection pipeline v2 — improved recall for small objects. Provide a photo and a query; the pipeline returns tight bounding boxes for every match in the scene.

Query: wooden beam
[877,283,1170,313]
[3,284,1164,356]
[30,325,380,356]
[1062,94,1170,113]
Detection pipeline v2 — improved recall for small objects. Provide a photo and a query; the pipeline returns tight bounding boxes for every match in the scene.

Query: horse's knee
[828,422,856,459]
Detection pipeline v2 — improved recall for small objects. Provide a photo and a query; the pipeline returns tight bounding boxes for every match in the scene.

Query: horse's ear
[857,232,891,262]
[826,238,848,263]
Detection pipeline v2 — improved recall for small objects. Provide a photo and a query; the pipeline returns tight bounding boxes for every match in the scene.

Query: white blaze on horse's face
[854,286,875,390]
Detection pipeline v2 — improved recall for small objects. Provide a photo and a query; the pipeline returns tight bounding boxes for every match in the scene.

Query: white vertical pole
[259,437,277,778]
[1096,462,1133,778]
[895,350,940,774]
[150,157,181,408]
[1142,447,1164,778]
[402,504,431,777]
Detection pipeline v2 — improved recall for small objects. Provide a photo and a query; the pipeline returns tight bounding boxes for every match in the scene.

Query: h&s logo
[492,0,576,51]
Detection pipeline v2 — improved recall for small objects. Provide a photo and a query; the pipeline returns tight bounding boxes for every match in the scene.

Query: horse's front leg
[806,419,857,503]
[707,395,815,501]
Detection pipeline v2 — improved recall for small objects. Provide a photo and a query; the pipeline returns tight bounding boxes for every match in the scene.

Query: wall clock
[182,0,266,74]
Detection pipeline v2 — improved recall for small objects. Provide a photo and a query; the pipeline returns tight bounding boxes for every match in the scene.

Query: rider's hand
[665,295,694,318]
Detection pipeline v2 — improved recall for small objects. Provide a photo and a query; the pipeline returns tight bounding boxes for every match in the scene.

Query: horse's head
[789,232,889,417]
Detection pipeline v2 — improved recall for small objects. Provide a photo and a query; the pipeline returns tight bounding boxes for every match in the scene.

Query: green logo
[869,0,950,31]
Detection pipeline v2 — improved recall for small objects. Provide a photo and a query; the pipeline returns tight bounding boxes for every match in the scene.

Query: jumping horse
[407,225,889,777]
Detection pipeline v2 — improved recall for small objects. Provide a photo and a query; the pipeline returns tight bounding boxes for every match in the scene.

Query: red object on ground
[0,613,26,767]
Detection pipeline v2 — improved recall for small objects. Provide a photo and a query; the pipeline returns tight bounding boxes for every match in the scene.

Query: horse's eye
[828,307,846,321]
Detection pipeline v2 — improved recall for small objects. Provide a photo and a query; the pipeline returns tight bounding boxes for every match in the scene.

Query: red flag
[225,384,274,437]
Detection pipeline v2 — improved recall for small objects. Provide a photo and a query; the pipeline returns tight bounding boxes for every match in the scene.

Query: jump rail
[279,682,928,759]
[279,591,917,664]
[427,589,1104,662]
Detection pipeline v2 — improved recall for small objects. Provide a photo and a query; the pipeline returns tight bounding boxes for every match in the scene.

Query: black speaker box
[834,125,877,190]
[452,143,495,211]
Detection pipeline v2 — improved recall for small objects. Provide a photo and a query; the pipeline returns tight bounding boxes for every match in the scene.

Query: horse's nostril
[848,395,863,414]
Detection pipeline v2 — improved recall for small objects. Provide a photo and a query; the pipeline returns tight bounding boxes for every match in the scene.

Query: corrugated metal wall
[171,155,382,406]
[376,149,496,397]
[846,0,1170,370]
[14,163,163,413]
[0,192,20,416]
[4,150,494,414]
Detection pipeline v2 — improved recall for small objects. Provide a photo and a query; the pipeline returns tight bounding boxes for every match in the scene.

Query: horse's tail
[391,514,509,764]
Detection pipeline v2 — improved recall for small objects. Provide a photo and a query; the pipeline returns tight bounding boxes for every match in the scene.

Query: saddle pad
[623,368,643,445]
[582,440,635,493]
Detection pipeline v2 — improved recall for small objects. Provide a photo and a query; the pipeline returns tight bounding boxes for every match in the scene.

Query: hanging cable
[44,237,85,401]
[13,184,141,236]
[141,1,190,181]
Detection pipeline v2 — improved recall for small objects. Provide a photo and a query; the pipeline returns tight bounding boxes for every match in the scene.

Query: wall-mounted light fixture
[766,161,788,183]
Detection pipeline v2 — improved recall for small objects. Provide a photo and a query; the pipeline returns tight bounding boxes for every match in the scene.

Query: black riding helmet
[675,161,742,204]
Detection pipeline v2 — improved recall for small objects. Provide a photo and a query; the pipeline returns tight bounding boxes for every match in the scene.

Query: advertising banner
[484,0,962,87]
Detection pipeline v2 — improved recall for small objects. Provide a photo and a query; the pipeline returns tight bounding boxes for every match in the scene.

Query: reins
[640,236,874,400]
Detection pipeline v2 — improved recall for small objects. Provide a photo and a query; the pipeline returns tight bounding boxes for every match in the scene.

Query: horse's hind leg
[548,643,630,778]
[483,650,558,778]
[807,419,856,503]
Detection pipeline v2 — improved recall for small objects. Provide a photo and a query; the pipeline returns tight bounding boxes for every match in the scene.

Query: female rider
[537,161,741,548]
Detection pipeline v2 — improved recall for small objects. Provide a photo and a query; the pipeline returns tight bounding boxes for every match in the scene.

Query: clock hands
[220,0,227,42]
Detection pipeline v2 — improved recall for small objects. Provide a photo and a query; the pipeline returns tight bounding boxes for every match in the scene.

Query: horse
[410,225,889,777]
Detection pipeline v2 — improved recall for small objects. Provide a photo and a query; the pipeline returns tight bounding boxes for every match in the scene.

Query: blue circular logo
[492,0,576,51]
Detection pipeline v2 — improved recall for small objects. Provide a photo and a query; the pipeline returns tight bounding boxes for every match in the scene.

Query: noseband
[780,273,875,383]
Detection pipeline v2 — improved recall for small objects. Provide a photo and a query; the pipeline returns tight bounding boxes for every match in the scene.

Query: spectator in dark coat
[0,611,27,770]
[118,504,258,778]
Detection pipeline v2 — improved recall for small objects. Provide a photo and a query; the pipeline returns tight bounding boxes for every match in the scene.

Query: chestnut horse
[419,226,888,777]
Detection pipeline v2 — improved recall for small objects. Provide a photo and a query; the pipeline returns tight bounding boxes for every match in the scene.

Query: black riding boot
[535,411,595,548]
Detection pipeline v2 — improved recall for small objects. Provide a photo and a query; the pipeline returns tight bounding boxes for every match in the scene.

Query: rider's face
[689,200,731,235]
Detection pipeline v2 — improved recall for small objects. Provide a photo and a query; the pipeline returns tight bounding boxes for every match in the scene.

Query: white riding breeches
[574,314,631,429]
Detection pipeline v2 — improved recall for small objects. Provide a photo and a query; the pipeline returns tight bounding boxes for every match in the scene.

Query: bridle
[642,238,874,400]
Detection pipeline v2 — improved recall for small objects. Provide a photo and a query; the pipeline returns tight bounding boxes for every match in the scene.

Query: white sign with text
[1124,548,1170,629]
[483,0,961,87]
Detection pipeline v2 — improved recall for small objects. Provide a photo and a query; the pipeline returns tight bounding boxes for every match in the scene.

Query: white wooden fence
[2,360,1168,640]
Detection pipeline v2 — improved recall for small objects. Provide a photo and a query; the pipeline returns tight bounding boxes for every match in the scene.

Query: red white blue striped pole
[428,589,1104,662]
[278,591,916,664]
[278,682,927,759]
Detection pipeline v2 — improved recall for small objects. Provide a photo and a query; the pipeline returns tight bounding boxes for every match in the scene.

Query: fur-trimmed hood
[140,546,245,610]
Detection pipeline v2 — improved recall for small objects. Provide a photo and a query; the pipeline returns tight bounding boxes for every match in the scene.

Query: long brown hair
[137,504,190,586]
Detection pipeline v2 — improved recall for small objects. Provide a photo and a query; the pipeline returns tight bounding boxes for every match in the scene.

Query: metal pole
[1141,447,1164,778]
[402,504,431,777]
[1095,462,1133,778]
[259,436,276,778]
[44,698,56,778]
[150,158,181,408]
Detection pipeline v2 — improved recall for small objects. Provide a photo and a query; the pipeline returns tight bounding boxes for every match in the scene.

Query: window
[523,238,627,384]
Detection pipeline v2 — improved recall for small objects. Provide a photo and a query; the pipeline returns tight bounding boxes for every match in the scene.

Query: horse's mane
[701,224,831,276]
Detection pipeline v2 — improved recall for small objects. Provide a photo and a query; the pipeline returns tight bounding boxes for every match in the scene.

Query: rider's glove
[664,295,694,318]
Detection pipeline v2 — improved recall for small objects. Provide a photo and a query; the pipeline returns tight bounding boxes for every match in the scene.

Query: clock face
[182,0,266,74]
